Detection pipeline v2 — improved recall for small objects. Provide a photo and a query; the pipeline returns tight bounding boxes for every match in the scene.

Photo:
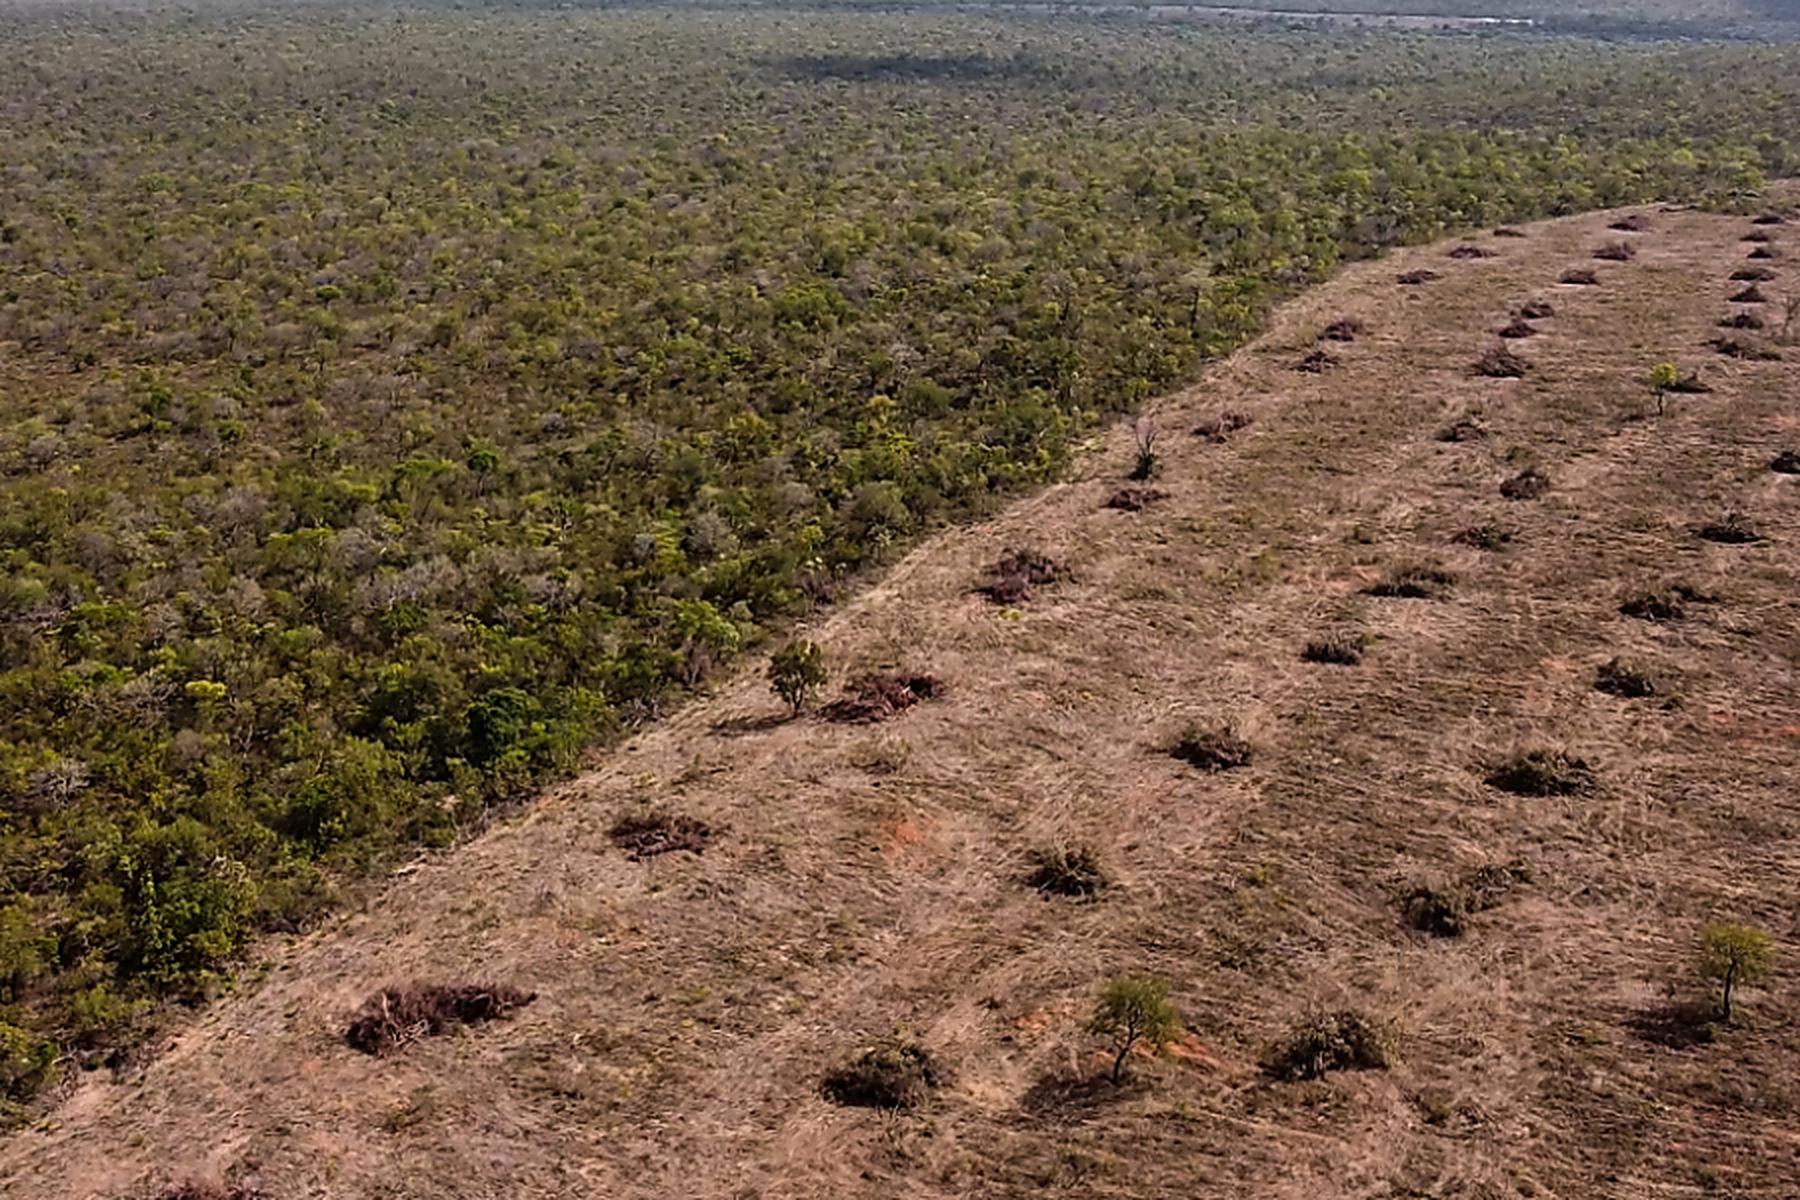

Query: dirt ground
[5,199,1798,1200]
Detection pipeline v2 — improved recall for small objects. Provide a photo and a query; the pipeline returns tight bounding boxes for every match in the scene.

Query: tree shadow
[1017,1070,1141,1123]
[1627,1000,1720,1050]
[710,712,791,739]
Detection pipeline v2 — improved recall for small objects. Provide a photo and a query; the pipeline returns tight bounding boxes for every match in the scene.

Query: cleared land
[6,201,1799,1200]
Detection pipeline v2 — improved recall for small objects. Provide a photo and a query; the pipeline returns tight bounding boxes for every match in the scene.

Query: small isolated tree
[1698,923,1775,1021]
[1088,975,1181,1085]
[1646,362,1680,415]
[767,639,827,716]
[1130,416,1160,482]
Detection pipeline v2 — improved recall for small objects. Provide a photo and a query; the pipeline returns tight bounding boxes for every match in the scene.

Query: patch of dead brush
[1485,749,1596,797]
[345,984,537,1056]
[610,811,715,860]
[823,673,944,723]
[1561,268,1601,286]
[1321,317,1364,342]
[1402,860,1531,937]
[1193,411,1252,443]
[1169,724,1253,773]
[1104,485,1166,512]
[1695,513,1762,544]
[1595,657,1659,698]
[1396,268,1439,286]
[1452,523,1512,550]
[1593,241,1636,262]
[821,1040,944,1110]
[1365,564,1455,599]
[1025,846,1109,899]
[1294,348,1339,373]
[1472,345,1528,378]
[978,548,1064,605]
[1500,467,1550,500]
[1264,1011,1393,1081]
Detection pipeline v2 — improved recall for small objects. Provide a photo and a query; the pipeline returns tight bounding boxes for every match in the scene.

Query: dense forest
[2,2,1800,1115]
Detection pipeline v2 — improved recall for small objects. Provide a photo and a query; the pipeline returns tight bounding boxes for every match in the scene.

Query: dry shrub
[1452,524,1511,551]
[1486,749,1596,797]
[345,984,536,1056]
[1561,268,1600,286]
[1732,266,1777,282]
[1517,298,1555,319]
[1747,245,1778,260]
[1321,317,1364,342]
[1595,657,1657,698]
[1365,564,1455,599]
[1752,213,1788,226]
[1105,485,1166,512]
[1493,226,1527,238]
[1193,411,1252,443]
[1619,583,1713,621]
[1472,345,1528,378]
[1593,241,1636,262]
[1710,336,1780,361]
[1720,311,1765,330]
[1396,268,1439,286]
[821,1040,943,1109]
[1500,467,1550,501]
[1770,449,1800,474]
[1301,635,1363,666]
[1743,229,1774,243]
[610,811,713,859]
[979,548,1064,604]
[1026,846,1108,899]
[1731,284,1768,303]
[1497,317,1537,339]
[1448,244,1492,260]
[1609,214,1651,232]
[1435,415,1485,444]
[1696,513,1762,544]
[1403,860,1530,937]
[822,673,944,723]
[1170,725,1252,772]
[1294,348,1339,374]
[1264,1011,1392,1081]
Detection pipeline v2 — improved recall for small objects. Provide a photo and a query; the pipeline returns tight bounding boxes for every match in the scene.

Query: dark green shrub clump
[1485,749,1596,797]
[821,1040,944,1109]
[1265,1011,1392,1081]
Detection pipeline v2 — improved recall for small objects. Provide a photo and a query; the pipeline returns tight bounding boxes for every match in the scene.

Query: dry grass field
[5,199,1798,1200]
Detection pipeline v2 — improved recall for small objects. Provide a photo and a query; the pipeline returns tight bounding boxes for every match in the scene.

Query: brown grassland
[5,200,1798,1199]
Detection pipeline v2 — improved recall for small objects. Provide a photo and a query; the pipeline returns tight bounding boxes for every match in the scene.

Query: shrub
[1452,524,1511,550]
[1609,214,1651,232]
[1731,284,1769,303]
[1435,416,1485,443]
[821,1039,943,1109]
[1447,244,1491,260]
[1731,266,1777,282]
[1561,268,1600,285]
[1294,348,1339,373]
[1770,449,1800,474]
[822,673,944,723]
[1321,317,1364,342]
[1026,846,1108,899]
[1088,976,1181,1085]
[1593,241,1636,261]
[1105,485,1166,512]
[1744,229,1774,242]
[1472,345,1528,378]
[1365,564,1455,599]
[1752,213,1788,225]
[1264,1010,1391,1081]
[1620,588,1688,621]
[1697,513,1762,544]
[1485,749,1596,797]
[1193,411,1252,443]
[1497,317,1537,339]
[979,549,1064,605]
[1403,861,1529,936]
[1499,467,1550,500]
[768,640,828,715]
[0,1020,54,1108]
[1170,725,1253,772]
[1720,311,1765,330]
[1396,268,1438,285]
[1698,923,1775,1021]
[609,811,713,860]
[1748,245,1778,261]
[1301,635,1363,666]
[1493,226,1527,238]
[1595,658,1657,698]
[344,984,536,1056]
[1710,336,1781,361]
[1518,298,1555,319]
[1130,416,1160,481]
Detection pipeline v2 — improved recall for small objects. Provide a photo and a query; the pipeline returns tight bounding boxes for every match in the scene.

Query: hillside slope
[6,202,1799,1200]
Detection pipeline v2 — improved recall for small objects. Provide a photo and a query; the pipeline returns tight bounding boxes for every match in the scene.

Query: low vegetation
[821,1039,943,1109]
[1302,634,1364,666]
[821,673,944,724]
[1025,846,1108,899]
[768,641,829,716]
[1595,657,1659,698]
[1402,861,1530,937]
[979,549,1065,605]
[1365,564,1456,599]
[344,984,536,1056]
[1264,1010,1392,1081]
[608,812,714,860]
[1169,725,1254,772]
[1485,749,1597,797]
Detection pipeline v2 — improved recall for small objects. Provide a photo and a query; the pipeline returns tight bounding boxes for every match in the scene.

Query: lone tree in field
[767,640,827,715]
[1698,923,1775,1021]
[1646,361,1680,415]
[1088,976,1181,1085]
